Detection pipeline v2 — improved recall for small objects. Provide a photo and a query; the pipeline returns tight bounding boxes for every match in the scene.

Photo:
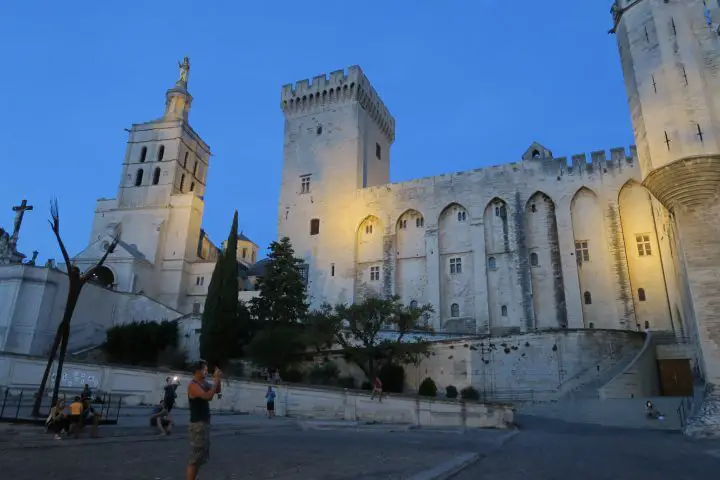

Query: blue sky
[0,1,631,263]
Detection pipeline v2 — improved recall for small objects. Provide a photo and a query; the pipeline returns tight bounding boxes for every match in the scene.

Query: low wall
[0,353,513,429]
[599,333,659,400]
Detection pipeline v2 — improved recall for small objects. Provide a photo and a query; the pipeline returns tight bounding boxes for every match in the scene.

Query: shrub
[308,361,340,386]
[418,377,438,397]
[445,385,458,399]
[460,386,480,401]
[379,363,405,393]
[105,320,179,366]
[338,376,356,389]
[280,368,304,383]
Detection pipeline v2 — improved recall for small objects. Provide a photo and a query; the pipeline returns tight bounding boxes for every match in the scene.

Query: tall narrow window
[501,305,508,317]
[635,234,652,256]
[242,248,247,259]
[487,256,496,270]
[331,263,335,277]
[192,303,201,314]
[584,291,592,305]
[457,210,467,222]
[450,303,459,318]
[450,257,462,274]
[152,167,161,185]
[134,169,144,186]
[157,145,165,161]
[183,152,189,168]
[416,217,424,228]
[299,263,309,285]
[370,266,380,281]
[530,252,539,267]
[180,174,185,192]
[310,218,320,235]
[300,175,311,194]
[375,143,382,160]
[193,161,198,176]
[574,241,590,263]
[190,182,195,192]
[638,288,647,301]
[140,146,147,163]
[365,224,373,235]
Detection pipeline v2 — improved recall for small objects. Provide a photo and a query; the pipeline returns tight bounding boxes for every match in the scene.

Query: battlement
[280,65,396,142]
[359,145,639,197]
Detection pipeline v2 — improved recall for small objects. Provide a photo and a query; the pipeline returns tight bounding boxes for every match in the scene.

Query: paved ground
[1,413,719,479]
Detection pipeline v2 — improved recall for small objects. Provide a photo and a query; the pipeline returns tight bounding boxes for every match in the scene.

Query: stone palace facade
[277,0,720,405]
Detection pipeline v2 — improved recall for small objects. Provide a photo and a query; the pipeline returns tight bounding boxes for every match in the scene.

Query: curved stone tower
[612,0,720,436]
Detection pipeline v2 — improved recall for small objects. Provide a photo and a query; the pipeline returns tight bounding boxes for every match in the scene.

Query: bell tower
[612,0,720,435]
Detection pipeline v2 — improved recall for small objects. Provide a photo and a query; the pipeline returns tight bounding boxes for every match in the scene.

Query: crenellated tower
[612,0,720,435]
[277,66,396,308]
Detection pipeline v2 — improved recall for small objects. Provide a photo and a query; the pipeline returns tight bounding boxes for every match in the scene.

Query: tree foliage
[249,237,309,325]
[307,295,434,382]
[200,211,250,366]
[105,320,179,366]
[246,237,310,370]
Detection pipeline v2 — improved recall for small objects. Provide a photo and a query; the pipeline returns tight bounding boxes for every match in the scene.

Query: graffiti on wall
[50,368,100,389]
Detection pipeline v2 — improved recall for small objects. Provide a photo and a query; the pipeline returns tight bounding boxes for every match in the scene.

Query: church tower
[74,58,213,312]
[612,0,720,433]
[277,67,396,307]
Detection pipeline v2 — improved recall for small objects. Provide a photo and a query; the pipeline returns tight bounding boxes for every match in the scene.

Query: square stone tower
[277,66,396,307]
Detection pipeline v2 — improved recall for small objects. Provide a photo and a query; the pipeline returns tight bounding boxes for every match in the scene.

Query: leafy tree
[249,237,309,325]
[309,295,434,382]
[246,237,309,371]
[200,211,248,366]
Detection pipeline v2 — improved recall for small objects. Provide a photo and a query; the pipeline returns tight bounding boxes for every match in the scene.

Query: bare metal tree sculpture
[32,199,118,416]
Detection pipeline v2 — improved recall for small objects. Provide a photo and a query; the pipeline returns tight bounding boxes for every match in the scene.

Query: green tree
[200,210,248,366]
[247,237,309,370]
[249,237,309,325]
[310,295,434,382]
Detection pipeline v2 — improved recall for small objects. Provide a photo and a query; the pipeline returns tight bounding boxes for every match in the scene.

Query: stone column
[424,228,441,330]
[470,219,490,333]
[554,201,583,328]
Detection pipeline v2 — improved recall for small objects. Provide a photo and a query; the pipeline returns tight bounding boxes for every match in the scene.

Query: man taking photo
[186,360,221,480]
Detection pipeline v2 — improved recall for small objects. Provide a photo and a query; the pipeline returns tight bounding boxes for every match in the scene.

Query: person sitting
[150,400,173,435]
[80,394,101,438]
[645,401,664,420]
[46,398,68,440]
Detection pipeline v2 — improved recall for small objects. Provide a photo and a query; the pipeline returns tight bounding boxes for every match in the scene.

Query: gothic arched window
[179,174,185,192]
[584,291,592,305]
[157,145,165,161]
[140,146,147,163]
[152,167,161,185]
[450,303,459,317]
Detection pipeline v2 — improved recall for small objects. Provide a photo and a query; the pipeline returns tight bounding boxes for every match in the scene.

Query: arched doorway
[90,266,114,288]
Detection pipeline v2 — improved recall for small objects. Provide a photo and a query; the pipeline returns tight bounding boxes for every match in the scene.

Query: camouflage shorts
[188,422,211,466]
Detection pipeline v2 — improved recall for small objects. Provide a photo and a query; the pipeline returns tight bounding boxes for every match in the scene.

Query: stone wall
[0,353,513,429]
[326,329,645,402]
[0,265,183,356]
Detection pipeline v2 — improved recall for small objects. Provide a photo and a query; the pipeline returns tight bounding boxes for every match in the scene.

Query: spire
[164,56,193,122]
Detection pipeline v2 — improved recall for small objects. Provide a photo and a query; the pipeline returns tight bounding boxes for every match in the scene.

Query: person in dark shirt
[164,377,178,412]
[186,360,221,480]
[150,400,173,435]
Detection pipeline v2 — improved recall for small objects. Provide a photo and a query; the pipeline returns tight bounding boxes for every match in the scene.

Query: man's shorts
[188,422,210,466]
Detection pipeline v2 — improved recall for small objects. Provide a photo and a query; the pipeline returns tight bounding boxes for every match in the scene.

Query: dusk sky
[0,1,632,263]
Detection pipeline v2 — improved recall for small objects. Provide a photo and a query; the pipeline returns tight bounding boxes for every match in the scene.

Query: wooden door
[657,359,693,397]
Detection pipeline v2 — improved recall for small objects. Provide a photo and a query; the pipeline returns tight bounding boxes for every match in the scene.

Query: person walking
[186,360,221,480]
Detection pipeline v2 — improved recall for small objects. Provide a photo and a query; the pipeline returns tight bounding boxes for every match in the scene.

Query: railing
[677,395,693,428]
[652,331,692,345]
[0,388,123,424]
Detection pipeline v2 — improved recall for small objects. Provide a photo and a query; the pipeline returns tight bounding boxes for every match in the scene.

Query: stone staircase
[518,339,687,431]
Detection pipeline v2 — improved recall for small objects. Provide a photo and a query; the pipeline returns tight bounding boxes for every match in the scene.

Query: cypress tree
[200,211,241,366]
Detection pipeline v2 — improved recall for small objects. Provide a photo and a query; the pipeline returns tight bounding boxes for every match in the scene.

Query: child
[265,386,276,419]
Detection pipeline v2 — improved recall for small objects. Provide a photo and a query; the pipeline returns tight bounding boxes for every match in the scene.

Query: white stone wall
[0,265,183,356]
